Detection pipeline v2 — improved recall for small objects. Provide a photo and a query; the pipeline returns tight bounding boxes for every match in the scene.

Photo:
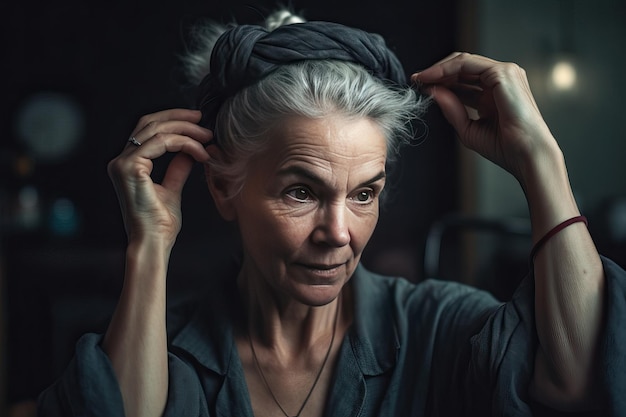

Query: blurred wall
[464,0,626,218]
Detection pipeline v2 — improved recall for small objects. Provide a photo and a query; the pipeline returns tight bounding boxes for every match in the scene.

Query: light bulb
[550,59,577,91]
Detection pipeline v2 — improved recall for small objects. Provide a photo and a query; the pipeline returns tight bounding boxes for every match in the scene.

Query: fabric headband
[196,21,407,129]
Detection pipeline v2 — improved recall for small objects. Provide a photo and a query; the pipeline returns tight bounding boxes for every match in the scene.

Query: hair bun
[264,9,306,31]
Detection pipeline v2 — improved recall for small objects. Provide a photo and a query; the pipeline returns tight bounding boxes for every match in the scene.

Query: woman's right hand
[104,108,212,417]
[107,109,213,248]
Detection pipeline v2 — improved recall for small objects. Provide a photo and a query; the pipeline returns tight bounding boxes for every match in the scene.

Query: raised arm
[103,109,212,417]
[414,53,605,410]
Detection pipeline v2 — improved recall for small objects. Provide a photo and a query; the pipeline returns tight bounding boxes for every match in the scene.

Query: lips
[304,263,343,270]
[292,261,348,282]
[296,261,347,271]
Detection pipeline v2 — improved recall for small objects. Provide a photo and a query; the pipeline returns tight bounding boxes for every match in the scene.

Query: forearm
[102,238,171,417]
[523,144,605,407]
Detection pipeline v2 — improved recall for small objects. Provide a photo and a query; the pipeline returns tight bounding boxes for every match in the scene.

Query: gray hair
[183,11,429,196]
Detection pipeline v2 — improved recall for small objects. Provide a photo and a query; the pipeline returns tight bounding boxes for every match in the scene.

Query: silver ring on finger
[128,136,142,147]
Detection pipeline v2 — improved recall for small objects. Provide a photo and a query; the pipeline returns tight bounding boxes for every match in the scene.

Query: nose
[312,202,351,247]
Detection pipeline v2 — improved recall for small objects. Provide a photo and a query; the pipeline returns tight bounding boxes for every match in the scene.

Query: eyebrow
[277,165,386,188]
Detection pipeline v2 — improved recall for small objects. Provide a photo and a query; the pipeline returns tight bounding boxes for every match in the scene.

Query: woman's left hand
[413,52,559,183]
[416,54,607,410]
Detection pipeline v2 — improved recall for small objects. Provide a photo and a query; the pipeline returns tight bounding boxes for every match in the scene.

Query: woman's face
[232,115,387,306]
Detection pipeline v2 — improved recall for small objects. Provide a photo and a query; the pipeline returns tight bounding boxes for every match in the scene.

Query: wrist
[125,237,173,277]
[516,133,563,188]
[127,230,177,254]
[519,144,581,241]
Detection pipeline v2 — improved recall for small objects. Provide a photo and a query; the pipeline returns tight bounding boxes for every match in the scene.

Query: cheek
[239,206,311,257]
[350,209,380,251]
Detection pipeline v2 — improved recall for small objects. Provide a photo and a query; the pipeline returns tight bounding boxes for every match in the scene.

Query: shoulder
[354,267,503,328]
[166,268,242,340]
[354,264,500,316]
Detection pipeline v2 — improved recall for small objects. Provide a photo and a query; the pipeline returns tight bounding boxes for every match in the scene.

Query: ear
[204,150,237,222]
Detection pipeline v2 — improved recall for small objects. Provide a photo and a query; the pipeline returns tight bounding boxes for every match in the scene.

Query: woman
[39,10,626,417]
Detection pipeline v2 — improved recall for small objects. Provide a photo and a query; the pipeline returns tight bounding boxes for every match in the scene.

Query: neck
[238,270,344,356]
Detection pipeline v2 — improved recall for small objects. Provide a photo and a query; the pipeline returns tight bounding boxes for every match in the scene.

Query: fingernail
[410,75,423,91]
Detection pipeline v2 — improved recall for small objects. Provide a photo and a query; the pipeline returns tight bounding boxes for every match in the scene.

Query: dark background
[1,0,461,411]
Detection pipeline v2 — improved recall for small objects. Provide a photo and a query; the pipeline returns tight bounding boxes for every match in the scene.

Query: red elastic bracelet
[529,215,588,264]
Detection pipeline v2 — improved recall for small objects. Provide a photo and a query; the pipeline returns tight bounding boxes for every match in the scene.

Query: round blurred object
[14,92,85,163]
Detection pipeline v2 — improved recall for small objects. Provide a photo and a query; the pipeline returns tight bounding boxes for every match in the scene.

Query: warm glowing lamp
[550,59,577,91]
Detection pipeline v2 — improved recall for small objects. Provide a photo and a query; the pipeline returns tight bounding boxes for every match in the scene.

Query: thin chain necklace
[248,298,340,417]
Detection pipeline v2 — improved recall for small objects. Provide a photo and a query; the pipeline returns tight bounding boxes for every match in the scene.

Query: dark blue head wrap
[197,21,406,128]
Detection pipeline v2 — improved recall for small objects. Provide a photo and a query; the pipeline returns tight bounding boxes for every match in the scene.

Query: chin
[291,282,345,307]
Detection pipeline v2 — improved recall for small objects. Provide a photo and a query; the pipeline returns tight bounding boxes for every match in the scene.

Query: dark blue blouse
[38,258,626,416]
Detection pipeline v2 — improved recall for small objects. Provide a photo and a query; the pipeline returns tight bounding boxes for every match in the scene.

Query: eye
[352,189,375,204]
[286,186,312,202]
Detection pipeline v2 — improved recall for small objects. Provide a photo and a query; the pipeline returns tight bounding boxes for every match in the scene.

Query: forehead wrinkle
[277,151,386,194]
[277,153,341,190]
[274,131,386,170]
[264,115,388,190]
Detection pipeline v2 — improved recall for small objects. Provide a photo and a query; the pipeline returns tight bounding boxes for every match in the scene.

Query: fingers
[162,153,195,196]
[124,109,213,164]
[414,52,537,122]
[412,53,534,120]
[108,108,214,202]
[425,85,472,136]
[129,109,203,138]
[126,130,213,163]
[412,52,502,86]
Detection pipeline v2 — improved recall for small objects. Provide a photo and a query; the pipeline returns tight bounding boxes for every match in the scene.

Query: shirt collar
[170,275,241,376]
[348,263,400,375]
